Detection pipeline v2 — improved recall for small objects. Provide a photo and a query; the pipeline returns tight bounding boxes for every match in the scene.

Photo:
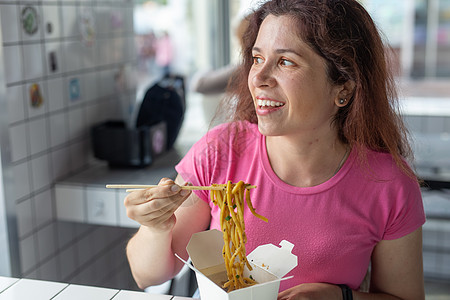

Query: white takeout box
[177,229,298,300]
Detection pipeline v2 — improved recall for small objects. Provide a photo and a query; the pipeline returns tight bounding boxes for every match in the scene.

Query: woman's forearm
[126,225,180,290]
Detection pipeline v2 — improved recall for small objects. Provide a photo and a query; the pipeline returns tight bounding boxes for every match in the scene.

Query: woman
[125,1,426,299]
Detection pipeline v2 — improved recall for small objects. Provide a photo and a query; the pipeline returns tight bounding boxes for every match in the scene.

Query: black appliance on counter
[91,75,185,167]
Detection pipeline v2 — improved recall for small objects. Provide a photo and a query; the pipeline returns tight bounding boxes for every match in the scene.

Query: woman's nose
[251,64,276,88]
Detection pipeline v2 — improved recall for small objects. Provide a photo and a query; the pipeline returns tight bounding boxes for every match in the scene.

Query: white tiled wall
[1,0,139,290]
[55,184,139,229]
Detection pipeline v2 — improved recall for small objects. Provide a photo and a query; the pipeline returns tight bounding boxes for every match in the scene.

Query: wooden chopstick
[106,184,257,191]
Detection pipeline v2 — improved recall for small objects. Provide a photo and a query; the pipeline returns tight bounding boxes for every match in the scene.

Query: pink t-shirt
[175,121,426,291]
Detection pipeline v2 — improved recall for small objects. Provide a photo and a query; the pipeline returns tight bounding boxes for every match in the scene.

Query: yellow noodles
[210,180,268,291]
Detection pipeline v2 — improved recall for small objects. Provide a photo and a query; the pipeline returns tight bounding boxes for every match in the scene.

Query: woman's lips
[255,98,285,115]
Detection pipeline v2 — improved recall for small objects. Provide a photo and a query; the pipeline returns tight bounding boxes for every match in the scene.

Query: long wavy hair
[221,0,415,178]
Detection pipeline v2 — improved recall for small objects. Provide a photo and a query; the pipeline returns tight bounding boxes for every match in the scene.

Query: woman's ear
[335,80,356,107]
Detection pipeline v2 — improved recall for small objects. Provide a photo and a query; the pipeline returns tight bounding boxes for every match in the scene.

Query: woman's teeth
[257,99,284,107]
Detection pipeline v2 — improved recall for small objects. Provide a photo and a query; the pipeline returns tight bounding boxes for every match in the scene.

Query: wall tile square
[26,81,48,119]
[69,140,89,173]
[19,234,38,273]
[74,222,95,239]
[98,69,115,98]
[16,198,34,238]
[74,264,98,287]
[125,36,137,61]
[61,5,80,38]
[83,72,99,102]
[47,77,65,113]
[49,111,69,147]
[33,189,53,228]
[23,269,39,279]
[123,7,134,33]
[85,103,100,131]
[86,187,118,226]
[0,4,20,43]
[81,42,97,69]
[37,256,60,282]
[42,4,61,40]
[6,85,26,124]
[76,233,94,267]
[3,45,23,84]
[56,221,76,250]
[55,185,86,223]
[44,41,64,75]
[63,41,83,73]
[12,161,32,200]
[109,9,124,34]
[91,227,109,257]
[103,98,122,120]
[9,123,28,162]
[97,39,113,67]
[37,223,57,261]
[95,6,111,36]
[111,37,125,63]
[22,43,45,81]
[68,106,86,140]
[31,154,51,191]
[61,5,78,38]
[51,147,71,181]
[28,117,48,155]
[58,245,77,280]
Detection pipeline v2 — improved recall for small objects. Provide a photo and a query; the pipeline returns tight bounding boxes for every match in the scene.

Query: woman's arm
[278,227,424,300]
[125,175,211,289]
[364,227,425,300]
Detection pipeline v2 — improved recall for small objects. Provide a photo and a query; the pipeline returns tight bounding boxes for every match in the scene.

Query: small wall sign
[69,78,81,101]
[22,6,39,36]
[29,83,43,108]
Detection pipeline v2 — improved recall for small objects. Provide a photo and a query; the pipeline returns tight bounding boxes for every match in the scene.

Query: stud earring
[339,98,346,105]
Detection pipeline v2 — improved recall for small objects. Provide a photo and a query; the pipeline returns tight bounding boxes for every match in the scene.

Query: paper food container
[177,229,298,300]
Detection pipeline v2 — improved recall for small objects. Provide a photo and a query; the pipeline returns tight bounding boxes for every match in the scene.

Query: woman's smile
[255,96,285,115]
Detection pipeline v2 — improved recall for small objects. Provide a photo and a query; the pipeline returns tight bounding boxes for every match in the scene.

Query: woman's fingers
[123,177,192,229]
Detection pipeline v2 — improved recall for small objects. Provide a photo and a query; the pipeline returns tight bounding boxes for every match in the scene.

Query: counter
[55,149,183,227]
[0,276,193,300]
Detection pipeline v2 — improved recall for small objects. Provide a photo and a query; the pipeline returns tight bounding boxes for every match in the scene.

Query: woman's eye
[280,58,294,66]
[252,56,263,64]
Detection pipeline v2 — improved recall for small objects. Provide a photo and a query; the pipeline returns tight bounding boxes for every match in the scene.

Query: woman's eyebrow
[275,48,303,57]
[252,46,303,57]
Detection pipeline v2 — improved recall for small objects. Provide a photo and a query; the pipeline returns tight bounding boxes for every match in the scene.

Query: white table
[0,277,193,300]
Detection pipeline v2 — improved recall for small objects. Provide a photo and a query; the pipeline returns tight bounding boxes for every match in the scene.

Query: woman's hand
[124,177,191,232]
[278,283,343,300]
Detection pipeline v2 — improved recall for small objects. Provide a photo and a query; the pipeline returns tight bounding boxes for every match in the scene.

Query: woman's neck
[265,133,349,187]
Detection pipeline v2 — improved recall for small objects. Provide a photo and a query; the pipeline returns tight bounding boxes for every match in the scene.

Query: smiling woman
[125,1,426,299]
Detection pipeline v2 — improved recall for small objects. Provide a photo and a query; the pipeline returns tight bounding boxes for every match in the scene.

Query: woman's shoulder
[358,147,417,185]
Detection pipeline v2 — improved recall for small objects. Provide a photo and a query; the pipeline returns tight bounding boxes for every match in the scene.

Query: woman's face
[248,14,342,138]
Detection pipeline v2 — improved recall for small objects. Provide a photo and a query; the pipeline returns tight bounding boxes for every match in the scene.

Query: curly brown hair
[221,0,414,177]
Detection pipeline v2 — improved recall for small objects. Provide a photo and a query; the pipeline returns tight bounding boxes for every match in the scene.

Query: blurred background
[0,0,449,299]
